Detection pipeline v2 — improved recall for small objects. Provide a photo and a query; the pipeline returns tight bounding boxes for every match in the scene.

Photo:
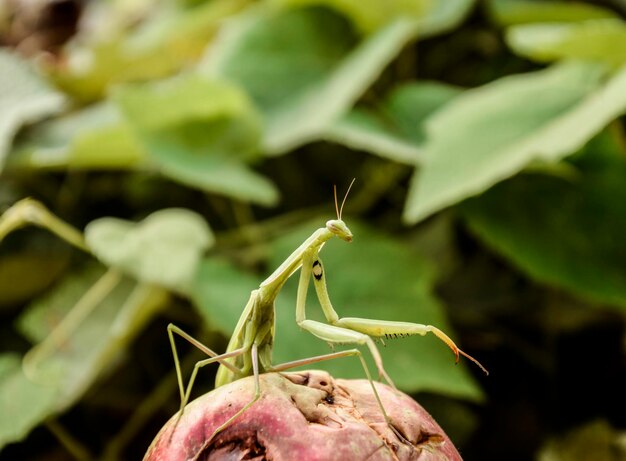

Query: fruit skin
[144,370,463,461]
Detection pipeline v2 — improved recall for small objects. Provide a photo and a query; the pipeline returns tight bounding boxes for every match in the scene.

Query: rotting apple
[144,370,462,461]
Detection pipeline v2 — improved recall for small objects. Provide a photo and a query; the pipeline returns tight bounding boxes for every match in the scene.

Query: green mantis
[168,182,488,443]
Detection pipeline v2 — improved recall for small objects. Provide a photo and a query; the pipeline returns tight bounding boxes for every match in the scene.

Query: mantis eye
[325,220,341,233]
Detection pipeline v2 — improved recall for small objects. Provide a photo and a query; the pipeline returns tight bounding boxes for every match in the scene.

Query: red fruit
[144,371,462,461]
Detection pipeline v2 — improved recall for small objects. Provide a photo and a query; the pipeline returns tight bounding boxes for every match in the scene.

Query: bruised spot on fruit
[293,371,332,394]
[284,371,309,386]
[197,430,266,461]
[414,431,445,449]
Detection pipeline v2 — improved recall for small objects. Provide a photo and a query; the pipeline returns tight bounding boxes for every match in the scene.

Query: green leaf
[462,134,626,310]
[51,0,250,102]
[413,0,475,38]
[507,19,626,67]
[17,264,102,344]
[115,74,279,205]
[270,0,474,36]
[538,420,624,461]
[0,244,70,308]
[157,157,280,206]
[3,264,168,447]
[17,267,168,412]
[23,271,166,413]
[192,220,483,400]
[0,51,65,170]
[486,0,617,27]
[404,61,626,223]
[202,6,418,154]
[324,82,461,164]
[85,209,213,292]
[0,353,58,447]
[269,0,430,33]
[191,257,260,334]
[115,75,259,146]
[7,102,146,170]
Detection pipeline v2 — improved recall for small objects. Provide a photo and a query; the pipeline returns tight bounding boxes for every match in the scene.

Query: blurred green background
[1,0,625,459]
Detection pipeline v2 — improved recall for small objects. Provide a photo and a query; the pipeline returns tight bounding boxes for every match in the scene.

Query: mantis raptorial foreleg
[295,249,397,387]
[335,317,489,373]
[298,250,490,376]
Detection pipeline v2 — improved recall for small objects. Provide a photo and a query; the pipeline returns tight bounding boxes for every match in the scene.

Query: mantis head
[328,179,355,242]
[326,219,353,242]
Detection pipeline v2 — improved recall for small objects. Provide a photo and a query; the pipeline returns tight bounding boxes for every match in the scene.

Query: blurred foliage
[0,0,625,460]
[537,420,626,461]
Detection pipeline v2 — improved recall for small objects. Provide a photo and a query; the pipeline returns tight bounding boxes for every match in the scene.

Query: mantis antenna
[334,178,356,220]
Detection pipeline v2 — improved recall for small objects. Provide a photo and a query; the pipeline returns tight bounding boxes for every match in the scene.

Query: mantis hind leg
[167,324,245,420]
[296,252,395,388]
[197,343,262,451]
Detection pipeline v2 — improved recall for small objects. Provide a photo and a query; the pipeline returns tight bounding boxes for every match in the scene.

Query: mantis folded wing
[168,184,488,444]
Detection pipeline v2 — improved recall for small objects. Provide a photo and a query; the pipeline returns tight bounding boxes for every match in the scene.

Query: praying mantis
[168,181,488,443]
